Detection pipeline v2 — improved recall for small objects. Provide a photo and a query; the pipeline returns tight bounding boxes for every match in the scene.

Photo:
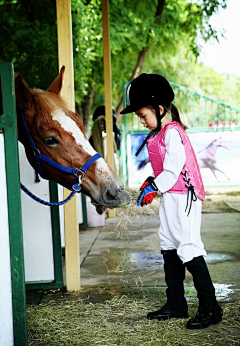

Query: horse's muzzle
[92,187,131,214]
[103,186,131,206]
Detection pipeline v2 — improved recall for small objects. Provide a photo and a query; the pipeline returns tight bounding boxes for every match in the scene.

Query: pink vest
[147,122,205,201]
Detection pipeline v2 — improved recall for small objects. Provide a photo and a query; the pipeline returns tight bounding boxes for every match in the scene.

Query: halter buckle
[72,168,85,192]
[75,168,85,181]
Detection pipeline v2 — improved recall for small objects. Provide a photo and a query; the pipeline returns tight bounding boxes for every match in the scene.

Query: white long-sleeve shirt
[154,128,186,192]
[151,127,206,263]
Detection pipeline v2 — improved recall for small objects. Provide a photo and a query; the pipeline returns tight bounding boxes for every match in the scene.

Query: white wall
[59,187,83,249]
[78,193,83,224]
[19,143,55,283]
[19,142,84,281]
[58,186,65,248]
[0,134,14,346]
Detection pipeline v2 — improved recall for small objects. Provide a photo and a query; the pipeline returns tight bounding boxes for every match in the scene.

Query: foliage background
[1,0,239,130]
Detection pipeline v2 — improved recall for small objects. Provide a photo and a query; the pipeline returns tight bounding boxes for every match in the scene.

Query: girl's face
[135,107,158,130]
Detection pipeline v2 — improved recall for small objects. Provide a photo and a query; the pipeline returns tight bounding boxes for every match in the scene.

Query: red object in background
[209,122,237,128]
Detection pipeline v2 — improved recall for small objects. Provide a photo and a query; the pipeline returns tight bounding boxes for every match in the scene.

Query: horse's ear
[47,66,65,95]
[15,74,31,110]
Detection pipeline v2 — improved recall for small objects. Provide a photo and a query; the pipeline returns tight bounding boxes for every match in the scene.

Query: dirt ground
[27,192,240,346]
[78,192,240,292]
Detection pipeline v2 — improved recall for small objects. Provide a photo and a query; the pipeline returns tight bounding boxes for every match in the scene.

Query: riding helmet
[93,105,117,123]
[120,73,174,114]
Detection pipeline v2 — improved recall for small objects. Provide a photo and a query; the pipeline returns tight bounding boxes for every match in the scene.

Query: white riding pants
[159,192,207,264]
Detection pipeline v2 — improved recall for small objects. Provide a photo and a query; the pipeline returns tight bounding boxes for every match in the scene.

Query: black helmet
[120,73,174,114]
[93,105,117,123]
[121,74,174,157]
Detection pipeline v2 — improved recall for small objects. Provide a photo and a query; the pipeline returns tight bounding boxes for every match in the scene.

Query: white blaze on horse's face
[51,109,111,178]
[50,108,129,213]
[52,109,94,151]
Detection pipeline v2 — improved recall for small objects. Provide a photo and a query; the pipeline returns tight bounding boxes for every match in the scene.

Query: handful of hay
[116,188,161,216]
[115,188,161,231]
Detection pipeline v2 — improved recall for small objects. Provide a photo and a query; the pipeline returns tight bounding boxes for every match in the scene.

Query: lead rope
[20,183,77,206]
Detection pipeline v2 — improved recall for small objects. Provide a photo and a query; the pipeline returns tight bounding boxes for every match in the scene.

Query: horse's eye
[44,137,59,146]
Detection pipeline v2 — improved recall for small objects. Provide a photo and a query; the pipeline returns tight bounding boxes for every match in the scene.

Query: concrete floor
[79,199,240,302]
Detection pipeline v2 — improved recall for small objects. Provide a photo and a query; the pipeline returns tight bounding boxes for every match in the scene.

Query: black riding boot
[147,250,188,321]
[185,256,223,329]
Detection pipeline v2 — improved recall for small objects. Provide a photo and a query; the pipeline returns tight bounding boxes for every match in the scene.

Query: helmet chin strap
[135,103,166,157]
[154,102,166,131]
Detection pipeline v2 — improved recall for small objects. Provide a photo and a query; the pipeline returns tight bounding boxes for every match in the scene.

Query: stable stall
[0,1,115,344]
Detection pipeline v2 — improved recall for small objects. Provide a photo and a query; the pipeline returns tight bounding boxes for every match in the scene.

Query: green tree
[72,0,227,126]
[1,0,228,130]
[0,0,58,89]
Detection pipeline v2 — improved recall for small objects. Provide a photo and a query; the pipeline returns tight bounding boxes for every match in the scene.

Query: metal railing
[120,81,240,187]
[121,81,240,131]
[171,82,240,129]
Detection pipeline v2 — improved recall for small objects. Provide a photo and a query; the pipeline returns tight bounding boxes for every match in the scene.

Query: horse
[137,135,229,183]
[14,65,130,213]
[196,137,229,182]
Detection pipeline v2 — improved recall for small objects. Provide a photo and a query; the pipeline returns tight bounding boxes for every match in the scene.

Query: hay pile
[27,292,240,346]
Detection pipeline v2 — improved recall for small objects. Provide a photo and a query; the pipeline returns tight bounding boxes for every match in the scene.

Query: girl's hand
[137,176,158,206]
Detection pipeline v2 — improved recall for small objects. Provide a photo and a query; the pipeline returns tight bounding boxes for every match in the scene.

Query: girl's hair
[148,103,188,130]
[168,103,188,130]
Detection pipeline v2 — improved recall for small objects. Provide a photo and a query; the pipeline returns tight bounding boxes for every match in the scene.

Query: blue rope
[20,183,78,206]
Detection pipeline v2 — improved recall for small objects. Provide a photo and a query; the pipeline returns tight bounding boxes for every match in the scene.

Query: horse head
[205,137,230,154]
[214,137,230,150]
[15,66,130,213]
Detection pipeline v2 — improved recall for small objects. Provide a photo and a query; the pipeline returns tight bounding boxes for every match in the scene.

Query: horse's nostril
[102,186,130,206]
[106,189,117,199]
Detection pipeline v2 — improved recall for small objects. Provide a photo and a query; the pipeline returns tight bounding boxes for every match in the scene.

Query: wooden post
[102,0,115,218]
[56,0,80,291]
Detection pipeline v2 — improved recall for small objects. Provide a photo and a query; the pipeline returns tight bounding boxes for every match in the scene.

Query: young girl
[120,73,223,329]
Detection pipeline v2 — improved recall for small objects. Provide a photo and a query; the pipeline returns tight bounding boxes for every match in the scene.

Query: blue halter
[20,112,102,206]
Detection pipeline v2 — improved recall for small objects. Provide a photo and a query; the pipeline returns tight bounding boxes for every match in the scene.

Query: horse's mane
[30,88,73,125]
[31,89,66,116]
[30,88,84,132]
[205,139,217,149]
